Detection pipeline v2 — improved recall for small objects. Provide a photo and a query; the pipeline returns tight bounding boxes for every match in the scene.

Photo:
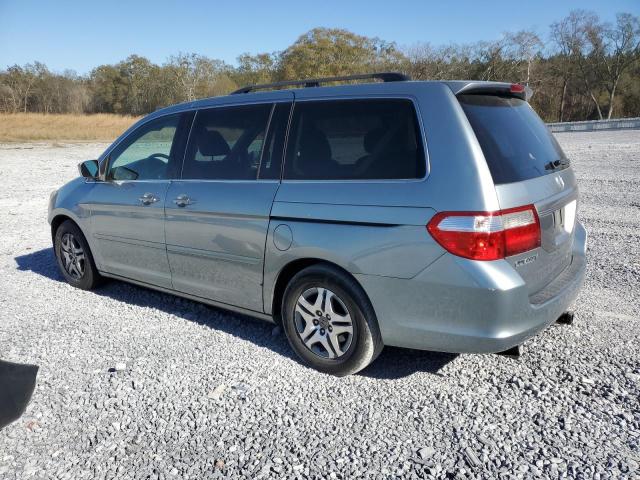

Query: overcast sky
[1,0,638,73]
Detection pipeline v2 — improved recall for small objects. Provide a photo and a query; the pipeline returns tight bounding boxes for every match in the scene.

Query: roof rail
[230,72,410,95]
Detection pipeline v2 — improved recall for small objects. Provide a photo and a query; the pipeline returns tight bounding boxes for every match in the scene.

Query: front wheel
[281,264,383,376]
[54,220,102,290]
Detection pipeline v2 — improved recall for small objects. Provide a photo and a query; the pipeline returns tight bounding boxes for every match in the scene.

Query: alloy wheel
[60,233,85,279]
[294,287,354,359]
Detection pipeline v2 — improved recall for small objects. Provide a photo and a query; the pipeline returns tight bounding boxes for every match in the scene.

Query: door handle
[138,193,159,205]
[173,194,195,207]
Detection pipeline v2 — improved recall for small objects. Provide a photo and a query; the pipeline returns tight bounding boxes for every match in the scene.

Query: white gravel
[0,132,639,479]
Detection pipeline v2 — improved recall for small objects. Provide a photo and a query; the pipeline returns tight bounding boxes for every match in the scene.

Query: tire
[54,220,102,290]
[281,264,383,376]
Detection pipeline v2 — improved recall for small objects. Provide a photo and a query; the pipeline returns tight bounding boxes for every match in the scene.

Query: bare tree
[551,11,600,119]
[600,13,640,118]
[3,64,39,112]
[167,53,235,102]
[550,17,575,121]
[504,30,543,85]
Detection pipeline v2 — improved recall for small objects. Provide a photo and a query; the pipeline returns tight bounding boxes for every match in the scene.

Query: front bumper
[355,221,587,353]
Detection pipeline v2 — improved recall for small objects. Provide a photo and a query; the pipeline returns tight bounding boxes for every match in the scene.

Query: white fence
[547,117,640,132]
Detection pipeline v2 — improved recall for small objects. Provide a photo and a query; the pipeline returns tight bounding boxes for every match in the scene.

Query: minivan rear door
[458,93,578,296]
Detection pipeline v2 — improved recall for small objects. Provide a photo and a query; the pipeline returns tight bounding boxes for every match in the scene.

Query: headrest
[198,129,230,157]
[299,128,331,161]
[364,127,386,154]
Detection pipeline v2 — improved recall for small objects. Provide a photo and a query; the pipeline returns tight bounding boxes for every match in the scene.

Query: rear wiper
[544,159,569,171]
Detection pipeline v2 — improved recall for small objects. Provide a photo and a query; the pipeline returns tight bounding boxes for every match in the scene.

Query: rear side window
[182,103,272,180]
[283,99,426,180]
[459,94,569,185]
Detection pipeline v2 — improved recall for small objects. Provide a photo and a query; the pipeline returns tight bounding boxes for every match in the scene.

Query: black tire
[54,220,102,290]
[281,264,383,376]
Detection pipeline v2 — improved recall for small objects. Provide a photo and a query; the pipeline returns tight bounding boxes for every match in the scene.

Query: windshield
[459,94,569,185]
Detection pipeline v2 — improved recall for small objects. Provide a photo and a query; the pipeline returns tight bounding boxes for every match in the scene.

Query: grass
[0,113,142,142]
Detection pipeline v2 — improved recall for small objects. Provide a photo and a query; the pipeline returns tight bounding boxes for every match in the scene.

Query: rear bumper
[356,221,587,353]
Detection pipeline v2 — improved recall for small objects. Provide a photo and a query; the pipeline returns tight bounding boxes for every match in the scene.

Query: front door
[165,101,291,311]
[89,113,190,288]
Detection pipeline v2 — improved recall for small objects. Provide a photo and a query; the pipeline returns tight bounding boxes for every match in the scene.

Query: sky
[1,0,638,74]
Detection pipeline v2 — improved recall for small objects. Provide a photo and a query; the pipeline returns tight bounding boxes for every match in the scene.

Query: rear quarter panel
[264,82,501,314]
[262,202,442,314]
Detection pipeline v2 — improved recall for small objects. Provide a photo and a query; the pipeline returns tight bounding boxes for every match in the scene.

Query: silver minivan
[49,73,587,376]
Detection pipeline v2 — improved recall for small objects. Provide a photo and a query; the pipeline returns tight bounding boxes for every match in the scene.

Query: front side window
[108,114,181,181]
[182,104,272,180]
[283,99,426,180]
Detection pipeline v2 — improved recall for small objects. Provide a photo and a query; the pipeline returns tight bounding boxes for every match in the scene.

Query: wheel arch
[50,214,96,263]
[270,258,371,326]
[50,214,78,243]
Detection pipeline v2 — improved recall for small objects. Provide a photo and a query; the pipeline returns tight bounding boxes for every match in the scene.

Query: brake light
[427,205,540,261]
[510,83,525,94]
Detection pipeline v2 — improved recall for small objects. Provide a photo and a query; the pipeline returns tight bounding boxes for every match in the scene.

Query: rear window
[182,104,271,180]
[459,94,569,185]
[283,99,426,180]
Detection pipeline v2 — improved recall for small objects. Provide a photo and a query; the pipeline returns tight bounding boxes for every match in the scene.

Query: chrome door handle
[173,194,195,207]
[138,193,159,205]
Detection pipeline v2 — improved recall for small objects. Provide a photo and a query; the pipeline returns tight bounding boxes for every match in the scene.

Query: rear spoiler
[445,81,533,101]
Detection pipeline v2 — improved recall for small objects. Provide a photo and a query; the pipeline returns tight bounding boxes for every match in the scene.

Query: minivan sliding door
[165,99,292,312]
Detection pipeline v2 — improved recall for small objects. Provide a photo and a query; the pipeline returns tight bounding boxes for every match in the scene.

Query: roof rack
[230,72,410,95]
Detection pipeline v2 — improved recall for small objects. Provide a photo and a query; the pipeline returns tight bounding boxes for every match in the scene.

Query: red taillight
[427,205,540,261]
[510,83,525,94]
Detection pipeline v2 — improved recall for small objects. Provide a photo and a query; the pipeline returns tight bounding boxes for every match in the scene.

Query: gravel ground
[0,131,639,479]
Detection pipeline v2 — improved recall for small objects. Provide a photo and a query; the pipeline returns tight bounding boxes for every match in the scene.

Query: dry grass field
[0,113,141,142]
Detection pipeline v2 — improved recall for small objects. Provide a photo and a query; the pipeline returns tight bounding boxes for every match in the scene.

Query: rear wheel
[281,264,383,376]
[54,220,102,290]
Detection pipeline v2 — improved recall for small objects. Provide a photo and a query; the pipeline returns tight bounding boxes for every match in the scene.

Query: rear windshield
[459,94,569,185]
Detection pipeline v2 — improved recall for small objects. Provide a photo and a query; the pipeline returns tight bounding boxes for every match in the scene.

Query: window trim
[177,101,290,183]
[256,103,276,178]
[97,97,291,180]
[258,101,293,181]
[281,95,430,184]
[102,112,189,183]
[97,95,429,184]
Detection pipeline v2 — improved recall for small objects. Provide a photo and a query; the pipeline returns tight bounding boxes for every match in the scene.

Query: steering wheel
[140,153,171,179]
[148,153,170,161]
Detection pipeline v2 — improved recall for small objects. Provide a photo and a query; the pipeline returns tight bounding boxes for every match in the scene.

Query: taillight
[427,205,541,261]
[510,83,525,94]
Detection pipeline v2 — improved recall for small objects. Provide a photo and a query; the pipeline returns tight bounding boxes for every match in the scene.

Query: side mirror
[78,160,99,179]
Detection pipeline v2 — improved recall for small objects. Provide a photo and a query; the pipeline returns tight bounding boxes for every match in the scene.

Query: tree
[89,64,127,113]
[600,13,640,118]
[3,63,40,112]
[504,30,543,85]
[405,43,473,80]
[167,53,237,102]
[551,11,610,119]
[1,13,639,120]
[551,11,640,119]
[119,55,158,115]
[278,28,406,80]
[234,52,277,86]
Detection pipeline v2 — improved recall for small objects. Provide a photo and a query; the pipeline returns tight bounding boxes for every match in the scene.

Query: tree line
[1,10,638,122]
